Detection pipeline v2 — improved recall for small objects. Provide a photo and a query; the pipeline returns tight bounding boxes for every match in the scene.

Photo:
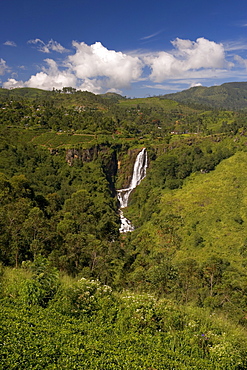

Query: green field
[31,132,96,148]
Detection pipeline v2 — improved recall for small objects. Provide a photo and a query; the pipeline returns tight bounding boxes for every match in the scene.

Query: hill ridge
[161,81,247,110]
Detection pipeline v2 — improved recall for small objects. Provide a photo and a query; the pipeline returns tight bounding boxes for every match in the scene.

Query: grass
[1,268,247,369]
[0,87,50,100]
[155,151,247,267]
[31,132,96,148]
[2,266,32,299]
[118,97,199,114]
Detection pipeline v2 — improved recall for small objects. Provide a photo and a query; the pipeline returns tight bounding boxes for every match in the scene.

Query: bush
[51,277,114,317]
[21,256,59,307]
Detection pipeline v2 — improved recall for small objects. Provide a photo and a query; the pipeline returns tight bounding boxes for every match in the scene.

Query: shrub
[21,256,59,307]
[51,277,114,317]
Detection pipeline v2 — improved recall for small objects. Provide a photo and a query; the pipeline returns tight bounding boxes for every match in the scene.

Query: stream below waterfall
[117,148,148,233]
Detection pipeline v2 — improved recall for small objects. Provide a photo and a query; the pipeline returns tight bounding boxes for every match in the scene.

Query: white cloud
[140,30,163,41]
[234,55,247,68]
[68,41,143,89]
[0,59,9,76]
[143,83,187,91]
[28,39,69,53]
[224,40,247,52]
[16,41,143,93]
[3,78,24,89]
[2,37,242,95]
[144,37,228,82]
[3,40,17,47]
[105,87,123,94]
[3,38,143,93]
[3,59,76,90]
[190,82,203,87]
[26,58,77,90]
[78,78,104,94]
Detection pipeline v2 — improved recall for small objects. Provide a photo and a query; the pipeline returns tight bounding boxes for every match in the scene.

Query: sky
[1,0,247,97]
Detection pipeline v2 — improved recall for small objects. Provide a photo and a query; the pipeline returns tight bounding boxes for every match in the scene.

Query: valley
[1,84,247,368]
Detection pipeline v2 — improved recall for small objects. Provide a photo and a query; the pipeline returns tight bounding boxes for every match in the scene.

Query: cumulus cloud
[68,41,143,89]
[3,40,17,47]
[3,59,76,90]
[26,58,77,90]
[0,59,9,75]
[2,37,235,94]
[28,39,69,53]
[77,78,104,94]
[3,78,24,89]
[3,41,143,93]
[190,82,203,87]
[144,37,228,82]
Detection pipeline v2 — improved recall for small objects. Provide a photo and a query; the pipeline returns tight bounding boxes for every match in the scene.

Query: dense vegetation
[1,259,247,369]
[1,86,247,367]
[162,82,247,110]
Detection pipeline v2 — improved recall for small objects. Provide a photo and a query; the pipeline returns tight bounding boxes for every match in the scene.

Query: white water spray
[117,148,148,233]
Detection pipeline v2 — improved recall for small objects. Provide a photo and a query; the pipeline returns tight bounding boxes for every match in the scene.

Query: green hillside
[31,132,96,148]
[133,151,247,266]
[162,81,247,110]
[0,87,121,110]
[1,266,247,369]
[2,86,247,367]
[0,87,50,99]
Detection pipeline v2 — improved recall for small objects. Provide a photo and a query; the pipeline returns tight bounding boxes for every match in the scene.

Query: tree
[22,207,49,258]
[176,258,200,303]
[0,172,11,203]
[201,256,229,297]
[4,198,32,266]
[10,174,34,199]
[22,255,59,307]
[64,189,93,233]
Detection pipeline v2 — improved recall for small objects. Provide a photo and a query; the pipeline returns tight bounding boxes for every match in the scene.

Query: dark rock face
[66,147,98,166]
[65,145,148,195]
[100,147,118,193]
[117,148,142,189]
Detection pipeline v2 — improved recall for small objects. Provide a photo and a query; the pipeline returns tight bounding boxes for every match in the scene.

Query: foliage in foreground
[1,262,247,369]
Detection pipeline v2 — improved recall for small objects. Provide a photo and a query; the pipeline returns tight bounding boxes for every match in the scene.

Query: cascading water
[117,148,148,233]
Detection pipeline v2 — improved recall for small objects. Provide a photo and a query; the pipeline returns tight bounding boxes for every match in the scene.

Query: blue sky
[1,0,247,97]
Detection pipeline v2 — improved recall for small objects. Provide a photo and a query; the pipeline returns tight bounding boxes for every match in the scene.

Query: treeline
[2,90,247,138]
[0,98,116,134]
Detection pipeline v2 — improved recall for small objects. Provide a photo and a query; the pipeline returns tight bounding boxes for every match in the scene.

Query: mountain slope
[161,82,247,110]
[135,150,247,268]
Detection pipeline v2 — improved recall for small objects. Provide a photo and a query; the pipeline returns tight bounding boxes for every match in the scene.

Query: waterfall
[117,148,148,233]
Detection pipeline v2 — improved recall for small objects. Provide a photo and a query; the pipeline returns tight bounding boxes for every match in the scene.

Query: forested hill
[161,81,247,110]
[3,81,247,111]
[0,86,125,109]
[2,86,247,367]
